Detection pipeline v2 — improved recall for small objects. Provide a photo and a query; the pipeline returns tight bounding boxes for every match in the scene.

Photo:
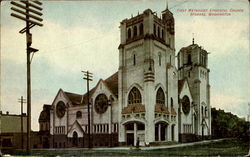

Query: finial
[138,11,139,15]
[192,33,194,45]
[166,0,168,10]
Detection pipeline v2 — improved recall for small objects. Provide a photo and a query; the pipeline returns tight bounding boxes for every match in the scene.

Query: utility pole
[81,71,93,148]
[10,0,43,153]
[18,96,26,149]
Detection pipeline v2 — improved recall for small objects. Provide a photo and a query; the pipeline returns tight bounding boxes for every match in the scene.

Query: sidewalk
[92,138,227,151]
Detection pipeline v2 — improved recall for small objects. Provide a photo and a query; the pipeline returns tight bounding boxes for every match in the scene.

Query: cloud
[175,15,249,55]
[1,15,120,130]
[211,91,248,118]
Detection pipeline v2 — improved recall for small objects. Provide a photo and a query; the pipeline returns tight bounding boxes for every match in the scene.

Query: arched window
[171,98,173,108]
[202,106,204,116]
[156,88,165,104]
[154,24,156,36]
[133,54,136,66]
[158,53,161,66]
[128,87,142,104]
[128,28,131,39]
[139,23,143,35]
[162,30,165,40]
[76,111,82,118]
[188,54,192,64]
[158,27,160,38]
[133,26,137,37]
[205,107,208,117]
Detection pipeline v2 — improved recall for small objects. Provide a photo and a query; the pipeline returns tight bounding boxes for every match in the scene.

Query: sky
[1,0,249,131]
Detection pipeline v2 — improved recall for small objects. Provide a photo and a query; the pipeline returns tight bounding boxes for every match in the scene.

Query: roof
[178,79,186,94]
[39,104,51,122]
[155,104,170,114]
[64,72,118,106]
[122,104,145,114]
[171,108,177,115]
[180,44,199,52]
[64,91,83,105]
[104,72,118,97]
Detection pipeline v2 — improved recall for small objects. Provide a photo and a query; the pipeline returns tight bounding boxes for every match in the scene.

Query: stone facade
[42,7,211,148]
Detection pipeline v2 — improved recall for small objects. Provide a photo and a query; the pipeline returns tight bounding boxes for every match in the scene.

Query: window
[128,28,131,39]
[171,98,174,108]
[133,26,137,37]
[133,54,136,66]
[154,24,156,36]
[139,23,143,35]
[162,30,165,40]
[202,106,204,116]
[156,88,165,104]
[205,107,208,117]
[76,111,82,118]
[187,54,192,65]
[158,27,160,37]
[128,87,142,104]
[158,53,161,66]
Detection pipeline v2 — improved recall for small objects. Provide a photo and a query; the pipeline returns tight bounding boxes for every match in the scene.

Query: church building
[40,7,211,148]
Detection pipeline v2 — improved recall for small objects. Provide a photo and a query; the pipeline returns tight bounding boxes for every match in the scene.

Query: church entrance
[126,133,134,146]
[125,121,145,146]
[73,131,78,147]
[155,122,168,141]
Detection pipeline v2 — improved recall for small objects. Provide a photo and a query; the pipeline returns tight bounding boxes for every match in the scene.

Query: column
[158,123,161,141]
[134,123,137,146]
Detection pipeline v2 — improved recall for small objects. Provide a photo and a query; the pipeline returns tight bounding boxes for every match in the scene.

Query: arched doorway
[73,131,78,147]
[155,122,168,141]
[125,122,145,146]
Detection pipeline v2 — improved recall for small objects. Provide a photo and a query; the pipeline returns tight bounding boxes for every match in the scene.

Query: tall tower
[118,8,178,146]
[177,40,211,138]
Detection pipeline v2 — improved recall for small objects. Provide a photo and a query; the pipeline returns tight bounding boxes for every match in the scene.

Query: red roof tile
[122,104,145,114]
[171,108,177,115]
[155,104,170,114]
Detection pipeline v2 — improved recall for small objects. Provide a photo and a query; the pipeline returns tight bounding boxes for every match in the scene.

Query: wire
[169,0,188,10]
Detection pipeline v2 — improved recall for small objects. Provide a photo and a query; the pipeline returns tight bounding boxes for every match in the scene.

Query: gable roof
[103,72,118,97]
[178,78,193,101]
[67,120,85,135]
[62,72,118,106]
[64,91,83,106]
[178,79,186,94]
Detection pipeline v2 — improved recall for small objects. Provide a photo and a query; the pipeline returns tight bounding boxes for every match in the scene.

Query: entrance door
[126,133,134,146]
[160,125,166,141]
[73,131,78,147]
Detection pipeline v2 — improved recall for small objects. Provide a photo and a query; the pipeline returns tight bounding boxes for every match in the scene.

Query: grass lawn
[5,138,250,156]
[148,138,249,156]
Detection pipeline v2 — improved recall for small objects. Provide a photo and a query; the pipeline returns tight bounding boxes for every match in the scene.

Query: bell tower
[118,7,178,146]
[177,39,211,139]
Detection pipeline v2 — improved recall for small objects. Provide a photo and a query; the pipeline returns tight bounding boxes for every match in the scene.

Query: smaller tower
[177,41,211,139]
